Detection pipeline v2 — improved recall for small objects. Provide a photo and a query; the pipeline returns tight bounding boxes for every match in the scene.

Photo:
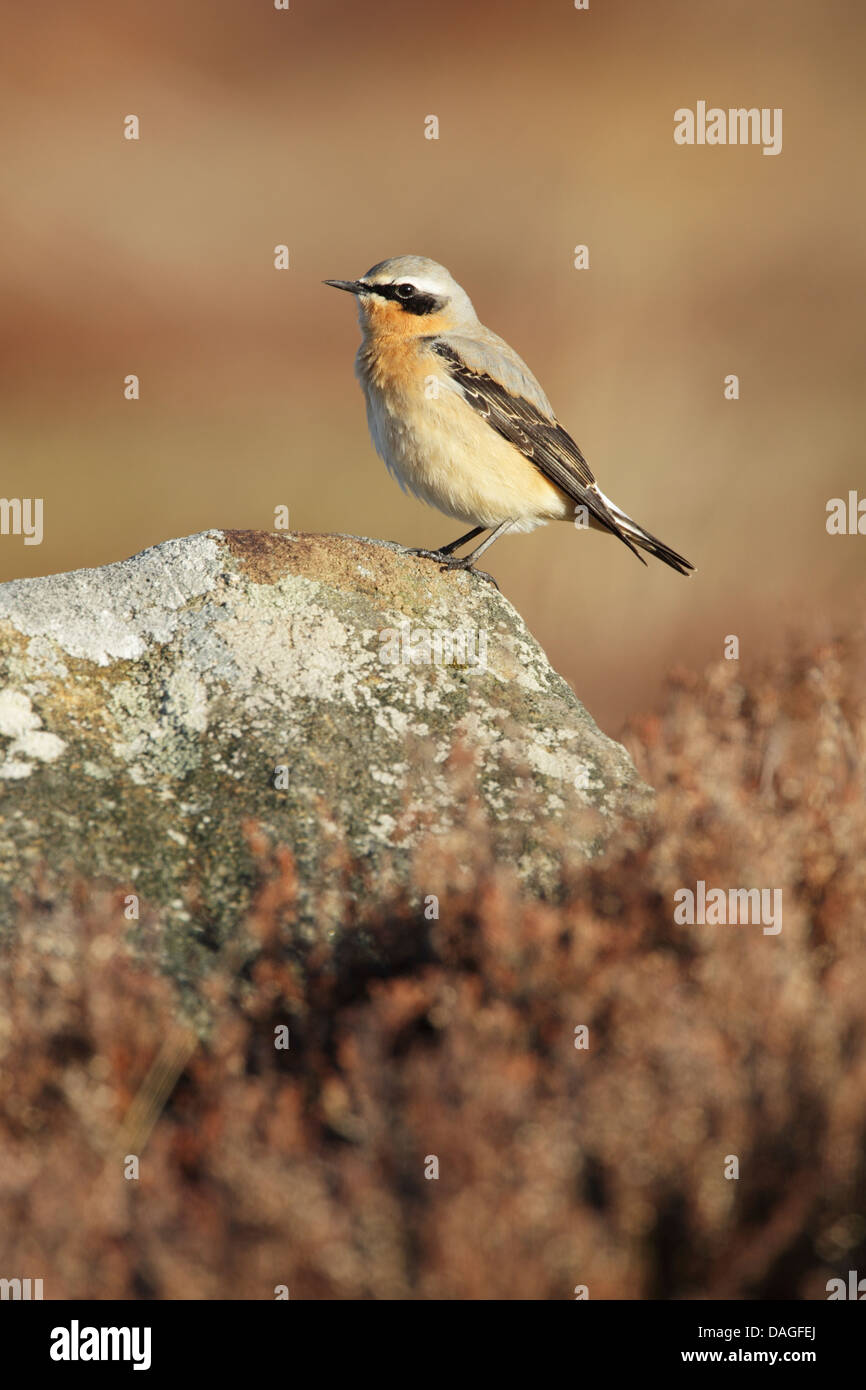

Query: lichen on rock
[0,530,651,985]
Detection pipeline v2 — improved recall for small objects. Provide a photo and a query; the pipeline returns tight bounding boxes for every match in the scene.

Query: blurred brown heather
[1,621,864,1300]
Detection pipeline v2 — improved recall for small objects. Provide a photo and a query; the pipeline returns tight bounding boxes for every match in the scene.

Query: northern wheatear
[325,256,694,579]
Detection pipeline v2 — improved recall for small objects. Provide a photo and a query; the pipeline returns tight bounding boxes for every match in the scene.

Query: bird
[325,256,694,581]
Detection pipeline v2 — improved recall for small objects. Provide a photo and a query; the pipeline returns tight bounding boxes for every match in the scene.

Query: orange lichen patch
[222,529,306,586]
[222,529,475,610]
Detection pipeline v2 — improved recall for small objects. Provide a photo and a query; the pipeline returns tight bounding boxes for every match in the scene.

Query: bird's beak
[323,279,368,295]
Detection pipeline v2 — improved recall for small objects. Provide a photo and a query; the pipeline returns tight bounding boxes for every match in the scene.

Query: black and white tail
[593,486,695,577]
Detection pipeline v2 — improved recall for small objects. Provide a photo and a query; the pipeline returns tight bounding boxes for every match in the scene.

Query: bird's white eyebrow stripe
[363,276,447,296]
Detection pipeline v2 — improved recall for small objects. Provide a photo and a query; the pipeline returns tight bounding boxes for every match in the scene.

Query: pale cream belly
[363,380,571,532]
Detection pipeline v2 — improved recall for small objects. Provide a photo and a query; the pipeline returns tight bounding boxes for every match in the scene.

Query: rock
[0,530,650,971]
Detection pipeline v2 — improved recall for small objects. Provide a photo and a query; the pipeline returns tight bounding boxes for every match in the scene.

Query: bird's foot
[402,546,446,561]
[402,545,500,589]
[437,555,500,589]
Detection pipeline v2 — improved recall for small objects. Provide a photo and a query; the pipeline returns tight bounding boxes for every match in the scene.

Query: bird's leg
[402,526,487,562]
[436,526,487,556]
[437,520,514,587]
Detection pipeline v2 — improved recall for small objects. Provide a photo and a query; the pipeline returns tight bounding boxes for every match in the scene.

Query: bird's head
[325,256,478,337]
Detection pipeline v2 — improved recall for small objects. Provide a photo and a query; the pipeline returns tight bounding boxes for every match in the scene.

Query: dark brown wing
[432,340,643,561]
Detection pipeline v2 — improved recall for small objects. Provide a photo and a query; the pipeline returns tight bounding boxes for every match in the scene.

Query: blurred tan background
[3,0,864,726]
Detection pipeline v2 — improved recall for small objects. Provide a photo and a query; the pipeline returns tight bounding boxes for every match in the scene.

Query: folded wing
[432,336,646,562]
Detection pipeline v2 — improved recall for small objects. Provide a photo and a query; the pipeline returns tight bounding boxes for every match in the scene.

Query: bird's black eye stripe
[367,283,444,315]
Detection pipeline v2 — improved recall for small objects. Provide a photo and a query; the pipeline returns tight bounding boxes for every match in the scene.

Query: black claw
[438,557,499,589]
[402,545,499,589]
[403,546,445,561]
